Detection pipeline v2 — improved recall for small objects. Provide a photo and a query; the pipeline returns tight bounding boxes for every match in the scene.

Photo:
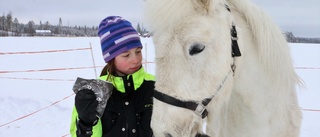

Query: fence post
[89,42,97,78]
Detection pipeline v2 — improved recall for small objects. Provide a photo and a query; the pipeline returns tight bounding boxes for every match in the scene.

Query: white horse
[144,0,302,137]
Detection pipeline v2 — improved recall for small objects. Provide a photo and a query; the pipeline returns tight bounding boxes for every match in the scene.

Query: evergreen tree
[6,12,13,31]
[58,17,62,34]
[13,18,19,35]
[26,21,35,36]
[44,21,50,30]
[39,21,43,30]
[136,23,141,35]
[0,14,6,31]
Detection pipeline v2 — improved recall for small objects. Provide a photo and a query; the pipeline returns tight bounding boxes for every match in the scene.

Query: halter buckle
[195,103,206,117]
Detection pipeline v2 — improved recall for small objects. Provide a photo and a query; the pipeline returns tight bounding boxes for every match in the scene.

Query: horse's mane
[227,0,301,86]
[144,0,301,87]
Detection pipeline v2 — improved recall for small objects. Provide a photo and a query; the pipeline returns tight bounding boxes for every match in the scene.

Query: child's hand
[75,89,99,126]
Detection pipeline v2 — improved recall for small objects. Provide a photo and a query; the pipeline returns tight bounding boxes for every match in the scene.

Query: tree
[0,14,6,36]
[59,17,62,26]
[39,21,43,30]
[136,23,150,37]
[13,18,19,36]
[136,23,142,35]
[0,14,5,31]
[58,17,62,34]
[26,20,35,36]
[44,21,50,30]
[284,31,297,43]
[84,25,87,35]
[6,12,13,31]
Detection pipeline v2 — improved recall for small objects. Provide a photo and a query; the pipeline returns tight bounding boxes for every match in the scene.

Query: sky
[0,0,319,37]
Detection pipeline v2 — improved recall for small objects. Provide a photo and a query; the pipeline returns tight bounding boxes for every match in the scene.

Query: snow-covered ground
[0,37,319,137]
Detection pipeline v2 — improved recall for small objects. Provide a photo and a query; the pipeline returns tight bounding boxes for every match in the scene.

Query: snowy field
[0,37,319,137]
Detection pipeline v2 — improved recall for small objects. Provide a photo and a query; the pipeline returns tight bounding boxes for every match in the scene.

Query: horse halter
[153,69,233,119]
[154,5,241,119]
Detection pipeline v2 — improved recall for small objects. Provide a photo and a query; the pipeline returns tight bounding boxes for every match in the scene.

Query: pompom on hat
[98,16,142,63]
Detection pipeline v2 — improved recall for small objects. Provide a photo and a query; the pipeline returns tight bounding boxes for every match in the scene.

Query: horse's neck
[205,2,301,136]
[229,0,299,86]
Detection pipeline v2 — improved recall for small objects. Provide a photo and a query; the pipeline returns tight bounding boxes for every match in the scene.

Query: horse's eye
[189,44,205,56]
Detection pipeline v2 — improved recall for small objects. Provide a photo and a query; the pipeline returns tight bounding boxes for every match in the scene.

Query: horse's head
[145,0,239,136]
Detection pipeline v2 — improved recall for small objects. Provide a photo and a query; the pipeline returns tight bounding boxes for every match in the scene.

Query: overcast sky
[0,0,319,37]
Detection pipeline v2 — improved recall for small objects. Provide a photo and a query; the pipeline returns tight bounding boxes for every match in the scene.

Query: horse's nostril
[164,133,173,137]
[195,133,210,137]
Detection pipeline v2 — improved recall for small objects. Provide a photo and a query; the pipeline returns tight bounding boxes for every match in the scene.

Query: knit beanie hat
[98,16,143,63]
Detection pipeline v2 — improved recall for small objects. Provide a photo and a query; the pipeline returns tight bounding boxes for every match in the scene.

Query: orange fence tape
[0,48,91,55]
[0,93,75,128]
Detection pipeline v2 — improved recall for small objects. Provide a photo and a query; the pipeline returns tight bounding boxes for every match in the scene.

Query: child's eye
[136,50,141,54]
[122,54,129,57]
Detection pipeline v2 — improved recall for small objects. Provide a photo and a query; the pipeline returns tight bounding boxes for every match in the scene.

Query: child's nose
[131,56,140,64]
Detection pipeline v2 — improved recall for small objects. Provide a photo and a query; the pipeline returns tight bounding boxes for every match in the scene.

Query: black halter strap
[154,90,211,118]
[153,69,233,119]
[225,4,241,57]
[231,24,241,57]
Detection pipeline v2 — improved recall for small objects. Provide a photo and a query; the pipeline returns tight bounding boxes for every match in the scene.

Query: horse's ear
[194,0,211,13]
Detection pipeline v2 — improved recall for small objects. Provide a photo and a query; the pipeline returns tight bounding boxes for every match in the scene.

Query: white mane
[231,0,301,85]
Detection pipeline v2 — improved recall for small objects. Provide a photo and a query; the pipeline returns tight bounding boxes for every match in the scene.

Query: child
[70,16,155,137]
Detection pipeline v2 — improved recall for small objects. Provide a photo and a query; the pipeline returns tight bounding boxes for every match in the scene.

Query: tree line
[0,12,318,43]
[0,12,99,37]
[0,12,150,37]
[284,31,320,44]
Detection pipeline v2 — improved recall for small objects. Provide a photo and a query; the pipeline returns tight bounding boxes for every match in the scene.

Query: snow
[0,37,319,137]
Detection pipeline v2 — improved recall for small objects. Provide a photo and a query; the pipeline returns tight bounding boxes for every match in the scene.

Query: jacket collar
[99,67,154,93]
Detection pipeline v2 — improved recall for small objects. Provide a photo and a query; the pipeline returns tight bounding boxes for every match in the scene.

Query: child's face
[114,47,142,75]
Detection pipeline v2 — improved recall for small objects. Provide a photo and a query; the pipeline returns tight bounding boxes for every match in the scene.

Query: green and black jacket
[70,67,155,137]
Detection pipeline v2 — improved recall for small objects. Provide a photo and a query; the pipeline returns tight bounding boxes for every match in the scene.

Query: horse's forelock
[144,0,222,34]
[145,0,193,33]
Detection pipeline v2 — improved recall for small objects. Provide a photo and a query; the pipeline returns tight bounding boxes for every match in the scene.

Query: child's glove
[73,77,113,137]
[75,89,99,126]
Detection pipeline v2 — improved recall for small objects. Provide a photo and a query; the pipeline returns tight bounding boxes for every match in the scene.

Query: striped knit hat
[98,16,142,63]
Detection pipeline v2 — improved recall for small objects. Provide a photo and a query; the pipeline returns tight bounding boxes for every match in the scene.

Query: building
[35,30,52,36]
